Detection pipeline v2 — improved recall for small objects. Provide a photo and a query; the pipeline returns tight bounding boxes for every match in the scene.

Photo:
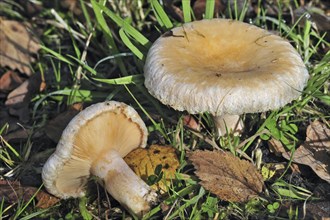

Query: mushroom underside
[42,101,155,216]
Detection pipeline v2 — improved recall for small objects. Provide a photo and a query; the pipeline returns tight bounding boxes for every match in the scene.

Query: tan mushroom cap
[144,19,309,116]
[42,101,148,198]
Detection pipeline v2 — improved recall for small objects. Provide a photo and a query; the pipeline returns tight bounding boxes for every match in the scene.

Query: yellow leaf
[124,145,180,193]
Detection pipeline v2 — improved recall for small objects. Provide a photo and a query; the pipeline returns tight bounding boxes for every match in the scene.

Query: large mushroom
[144,19,309,136]
[42,101,158,217]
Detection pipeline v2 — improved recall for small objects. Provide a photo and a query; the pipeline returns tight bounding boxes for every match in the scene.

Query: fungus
[144,19,309,136]
[42,101,158,217]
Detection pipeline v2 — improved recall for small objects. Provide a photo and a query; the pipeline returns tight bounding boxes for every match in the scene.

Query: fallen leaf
[0,180,60,208]
[261,163,286,181]
[306,201,330,220]
[282,145,330,183]
[183,115,200,131]
[305,120,330,148]
[0,70,25,93]
[189,150,264,202]
[35,190,61,209]
[45,103,83,142]
[5,73,41,122]
[0,18,40,76]
[268,138,286,156]
[124,145,180,193]
[294,7,330,31]
[282,121,330,183]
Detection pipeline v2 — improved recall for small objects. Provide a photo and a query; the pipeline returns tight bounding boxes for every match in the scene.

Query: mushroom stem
[213,114,244,136]
[92,150,158,217]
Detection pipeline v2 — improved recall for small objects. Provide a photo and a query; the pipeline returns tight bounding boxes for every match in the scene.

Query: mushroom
[42,101,158,217]
[144,19,309,136]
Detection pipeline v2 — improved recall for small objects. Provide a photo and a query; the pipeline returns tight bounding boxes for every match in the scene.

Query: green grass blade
[80,0,93,31]
[93,74,144,85]
[150,0,173,29]
[119,28,144,60]
[238,0,249,21]
[182,0,192,23]
[79,197,92,220]
[95,3,150,46]
[205,0,215,19]
[66,55,97,75]
[41,45,74,65]
[91,0,128,75]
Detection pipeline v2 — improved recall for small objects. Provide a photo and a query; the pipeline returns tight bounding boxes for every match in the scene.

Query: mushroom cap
[144,19,309,116]
[42,101,148,198]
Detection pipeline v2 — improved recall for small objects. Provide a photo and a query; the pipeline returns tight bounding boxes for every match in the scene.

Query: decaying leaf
[282,121,330,183]
[268,138,286,156]
[183,115,201,131]
[5,73,41,122]
[124,144,180,193]
[283,145,330,183]
[0,18,40,75]
[0,180,60,208]
[189,150,264,202]
[305,120,330,148]
[0,70,25,93]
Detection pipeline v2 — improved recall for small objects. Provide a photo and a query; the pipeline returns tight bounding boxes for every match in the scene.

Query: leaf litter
[280,120,330,183]
[0,18,40,76]
[0,180,60,209]
[124,144,180,193]
[189,150,264,202]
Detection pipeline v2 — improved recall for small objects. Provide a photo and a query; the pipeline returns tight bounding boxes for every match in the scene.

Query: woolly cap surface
[144,19,309,115]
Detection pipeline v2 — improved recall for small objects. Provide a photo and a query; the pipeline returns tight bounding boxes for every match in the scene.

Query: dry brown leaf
[306,201,330,219]
[5,73,41,122]
[0,70,25,93]
[35,190,61,209]
[189,150,264,202]
[282,121,330,183]
[283,145,330,183]
[0,180,60,208]
[124,144,180,193]
[306,120,330,148]
[45,103,83,142]
[0,18,40,76]
[268,138,286,156]
[183,115,201,131]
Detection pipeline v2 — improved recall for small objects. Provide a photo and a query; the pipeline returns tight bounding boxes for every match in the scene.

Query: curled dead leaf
[124,144,180,193]
[189,150,264,202]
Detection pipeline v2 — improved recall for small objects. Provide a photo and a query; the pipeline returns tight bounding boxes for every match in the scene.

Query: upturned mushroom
[42,101,158,217]
[144,19,309,136]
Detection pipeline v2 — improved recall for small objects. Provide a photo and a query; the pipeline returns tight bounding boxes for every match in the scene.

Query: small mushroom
[42,101,158,217]
[144,19,309,136]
